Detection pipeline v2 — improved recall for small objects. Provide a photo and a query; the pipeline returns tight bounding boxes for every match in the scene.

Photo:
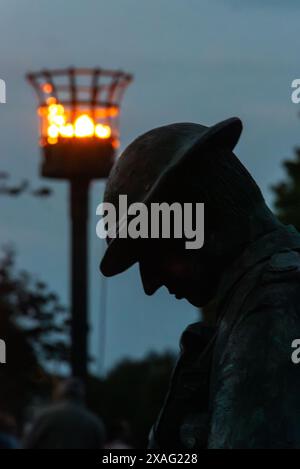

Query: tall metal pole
[70,178,90,380]
[99,242,107,377]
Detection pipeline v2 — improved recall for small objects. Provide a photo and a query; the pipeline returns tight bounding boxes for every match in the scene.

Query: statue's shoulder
[267,250,300,273]
[259,249,300,290]
[237,249,300,322]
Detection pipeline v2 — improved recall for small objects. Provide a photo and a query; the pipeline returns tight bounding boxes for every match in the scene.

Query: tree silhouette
[272,146,300,231]
[0,246,69,422]
[87,352,175,447]
[0,172,52,198]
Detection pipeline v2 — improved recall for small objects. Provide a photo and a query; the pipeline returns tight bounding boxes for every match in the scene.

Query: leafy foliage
[272,147,300,230]
[87,352,175,447]
[0,246,69,419]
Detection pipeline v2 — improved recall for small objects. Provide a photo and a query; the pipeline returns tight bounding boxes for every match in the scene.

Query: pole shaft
[70,179,90,380]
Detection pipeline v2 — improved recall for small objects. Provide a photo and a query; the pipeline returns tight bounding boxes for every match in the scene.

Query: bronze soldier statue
[100,117,300,449]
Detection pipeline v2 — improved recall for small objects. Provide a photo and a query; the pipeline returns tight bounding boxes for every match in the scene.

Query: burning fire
[40,99,113,145]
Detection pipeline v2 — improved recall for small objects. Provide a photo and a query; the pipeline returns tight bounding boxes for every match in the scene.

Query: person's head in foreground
[53,377,85,404]
[100,117,281,309]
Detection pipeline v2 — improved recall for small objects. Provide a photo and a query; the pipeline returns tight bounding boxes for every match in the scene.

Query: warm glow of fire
[95,124,112,139]
[39,100,113,145]
[42,83,53,94]
[74,115,94,138]
[60,123,74,138]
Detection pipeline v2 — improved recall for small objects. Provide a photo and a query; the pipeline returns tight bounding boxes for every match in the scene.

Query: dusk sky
[0,0,299,374]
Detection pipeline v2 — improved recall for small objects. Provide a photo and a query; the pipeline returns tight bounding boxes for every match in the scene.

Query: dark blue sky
[0,0,299,374]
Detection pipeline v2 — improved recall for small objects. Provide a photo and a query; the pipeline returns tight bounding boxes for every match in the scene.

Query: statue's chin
[185,290,215,308]
[190,299,205,308]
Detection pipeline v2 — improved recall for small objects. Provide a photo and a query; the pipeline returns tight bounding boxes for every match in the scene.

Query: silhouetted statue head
[100,118,280,307]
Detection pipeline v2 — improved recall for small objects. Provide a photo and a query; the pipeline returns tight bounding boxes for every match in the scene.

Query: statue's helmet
[100,117,243,277]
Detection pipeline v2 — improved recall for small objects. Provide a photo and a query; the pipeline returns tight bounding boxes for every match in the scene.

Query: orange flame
[40,100,113,145]
[42,83,53,94]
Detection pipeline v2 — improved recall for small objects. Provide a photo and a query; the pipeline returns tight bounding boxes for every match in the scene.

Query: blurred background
[0,0,300,448]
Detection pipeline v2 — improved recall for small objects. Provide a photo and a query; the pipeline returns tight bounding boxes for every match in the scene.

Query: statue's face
[138,239,219,307]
